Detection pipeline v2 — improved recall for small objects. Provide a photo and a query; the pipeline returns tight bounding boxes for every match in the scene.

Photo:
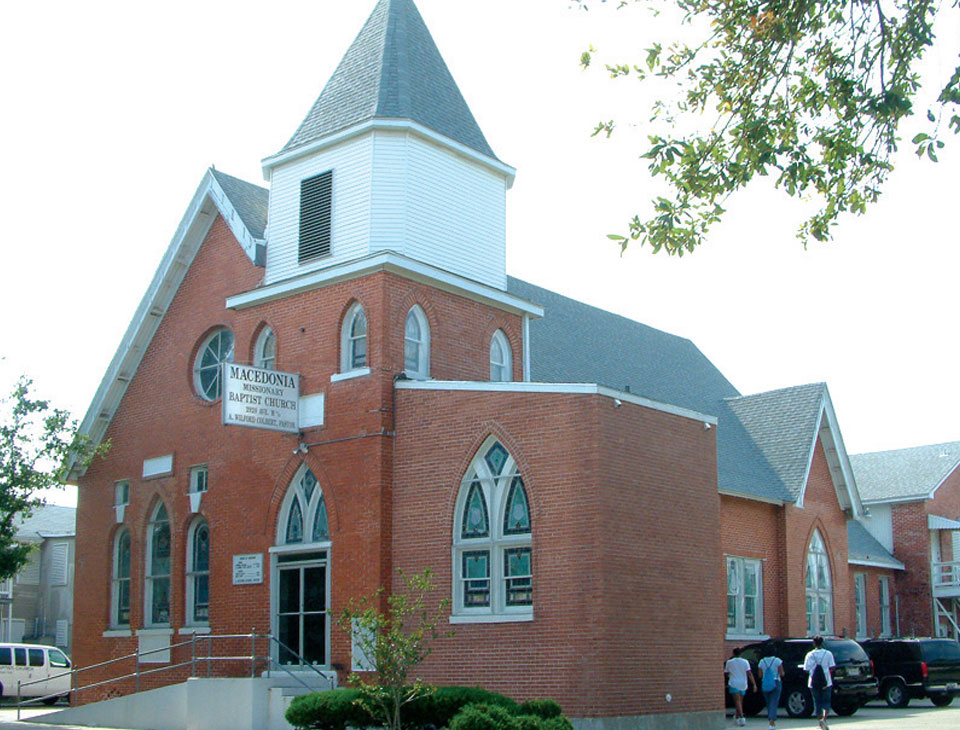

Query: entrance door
[276,556,327,666]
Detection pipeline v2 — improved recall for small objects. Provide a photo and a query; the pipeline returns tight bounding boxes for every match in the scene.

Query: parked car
[860,638,960,708]
[0,643,72,703]
[730,637,877,718]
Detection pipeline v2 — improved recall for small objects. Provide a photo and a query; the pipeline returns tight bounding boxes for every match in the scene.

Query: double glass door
[276,554,327,665]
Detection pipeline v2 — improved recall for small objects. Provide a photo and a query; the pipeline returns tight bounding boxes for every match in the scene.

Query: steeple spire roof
[282,0,496,159]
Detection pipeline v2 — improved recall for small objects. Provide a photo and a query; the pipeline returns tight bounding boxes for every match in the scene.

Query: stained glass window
[462,551,490,607]
[147,503,171,625]
[312,495,329,542]
[503,478,530,535]
[805,530,833,635]
[286,498,304,544]
[461,483,489,538]
[484,443,508,476]
[504,548,532,606]
[113,530,131,627]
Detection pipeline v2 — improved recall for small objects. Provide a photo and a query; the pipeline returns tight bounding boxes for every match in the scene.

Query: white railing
[932,561,960,596]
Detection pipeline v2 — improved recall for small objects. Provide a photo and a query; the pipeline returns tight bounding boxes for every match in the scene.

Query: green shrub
[405,686,519,729]
[540,717,574,730]
[514,714,545,730]
[516,700,562,719]
[449,703,519,730]
[285,689,374,730]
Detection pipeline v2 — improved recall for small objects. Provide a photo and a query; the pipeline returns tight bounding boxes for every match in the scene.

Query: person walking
[757,644,784,730]
[725,647,757,726]
[803,636,836,730]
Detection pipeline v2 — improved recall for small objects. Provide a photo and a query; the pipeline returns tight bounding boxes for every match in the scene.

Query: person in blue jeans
[804,635,837,730]
[758,644,785,730]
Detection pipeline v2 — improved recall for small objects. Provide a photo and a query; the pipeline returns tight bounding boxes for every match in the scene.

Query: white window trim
[805,530,834,636]
[403,305,430,380]
[726,555,764,637]
[144,503,171,628]
[193,328,234,401]
[190,465,208,494]
[185,518,210,627]
[254,326,276,370]
[330,367,371,383]
[340,303,368,374]
[489,329,512,382]
[879,575,893,637]
[451,440,532,621]
[854,572,867,639]
[111,529,131,630]
[276,466,330,546]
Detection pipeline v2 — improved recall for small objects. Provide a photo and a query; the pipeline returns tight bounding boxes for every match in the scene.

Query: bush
[540,717,574,730]
[405,686,519,729]
[285,689,374,730]
[514,715,545,730]
[516,700,562,719]
[448,703,519,730]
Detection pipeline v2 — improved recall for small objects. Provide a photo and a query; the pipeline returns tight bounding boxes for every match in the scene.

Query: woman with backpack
[803,636,837,730]
[758,644,785,730]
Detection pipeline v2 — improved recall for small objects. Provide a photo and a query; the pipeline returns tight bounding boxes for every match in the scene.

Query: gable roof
[280,0,495,160]
[847,520,904,570]
[16,505,76,541]
[71,169,265,476]
[851,441,960,503]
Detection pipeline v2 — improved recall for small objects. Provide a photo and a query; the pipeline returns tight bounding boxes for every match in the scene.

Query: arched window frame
[452,439,532,621]
[340,303,368,374]
[276,466,331,548]
[193,327,234,401]
[254,326,276,370]
[404,306,430,379]
[186,518,210,626]
[111,529,131,629]
[805,529,833,635]
[144,501,171,627]
[489,330,512,382]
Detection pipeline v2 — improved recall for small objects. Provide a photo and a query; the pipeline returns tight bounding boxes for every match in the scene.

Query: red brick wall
[891,502,932,636]
[391,389,721,719]
[848,566,898,639]
[74,215,526,693]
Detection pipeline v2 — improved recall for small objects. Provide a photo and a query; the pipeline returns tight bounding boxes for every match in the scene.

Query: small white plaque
[233,553,263,585]
[143,454,174,479]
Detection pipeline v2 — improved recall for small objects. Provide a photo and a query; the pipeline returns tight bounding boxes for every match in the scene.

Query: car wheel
[931,695,953,707]
[884,679,909,708]
[833,701,859,716]
[785,687,814,718]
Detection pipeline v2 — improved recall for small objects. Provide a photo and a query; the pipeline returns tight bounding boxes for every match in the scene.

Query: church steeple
[281,0,496,160]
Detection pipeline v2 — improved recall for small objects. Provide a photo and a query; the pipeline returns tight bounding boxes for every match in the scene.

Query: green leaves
[581,0,958,253]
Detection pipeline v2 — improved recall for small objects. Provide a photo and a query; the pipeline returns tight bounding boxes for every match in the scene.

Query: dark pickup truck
[861,638,960,708]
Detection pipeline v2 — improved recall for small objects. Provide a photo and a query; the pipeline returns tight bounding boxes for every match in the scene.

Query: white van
[0,643,71,703]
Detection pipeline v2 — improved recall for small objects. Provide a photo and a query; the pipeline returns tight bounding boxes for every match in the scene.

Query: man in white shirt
[725,647,757,727]
[803,636,837,730]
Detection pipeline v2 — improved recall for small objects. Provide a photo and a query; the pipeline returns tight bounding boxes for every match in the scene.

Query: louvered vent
[299,171,333,263]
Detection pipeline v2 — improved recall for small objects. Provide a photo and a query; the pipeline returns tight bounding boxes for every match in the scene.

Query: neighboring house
[0,505,75,653]
[63,0,943,727]
[851,441,960,638]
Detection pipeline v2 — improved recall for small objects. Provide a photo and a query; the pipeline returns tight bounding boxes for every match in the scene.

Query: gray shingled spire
[282,0,496,159]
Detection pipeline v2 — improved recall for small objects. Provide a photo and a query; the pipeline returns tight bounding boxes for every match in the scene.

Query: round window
[193,328,234,400]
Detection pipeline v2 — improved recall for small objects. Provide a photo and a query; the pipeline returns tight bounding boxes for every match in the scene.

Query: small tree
[337,568,453,730]
[0,377,103,579]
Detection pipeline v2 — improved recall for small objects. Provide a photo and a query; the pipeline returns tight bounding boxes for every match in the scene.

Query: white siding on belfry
[265,135,375,286]
[264,129,508,291]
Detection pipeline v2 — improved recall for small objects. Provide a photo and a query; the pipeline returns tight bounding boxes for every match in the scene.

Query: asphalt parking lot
[727,698,960,728]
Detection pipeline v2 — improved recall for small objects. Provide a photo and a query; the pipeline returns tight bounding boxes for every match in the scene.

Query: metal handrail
[16,631,335,720]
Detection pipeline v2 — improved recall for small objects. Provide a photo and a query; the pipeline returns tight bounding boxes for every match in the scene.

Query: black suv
[860,638,960,708]
[734,637,878,718]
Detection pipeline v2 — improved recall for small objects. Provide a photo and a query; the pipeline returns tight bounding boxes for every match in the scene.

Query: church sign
[222,364,299,434]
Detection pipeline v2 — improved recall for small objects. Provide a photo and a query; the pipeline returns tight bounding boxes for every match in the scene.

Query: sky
[2,0,959,508]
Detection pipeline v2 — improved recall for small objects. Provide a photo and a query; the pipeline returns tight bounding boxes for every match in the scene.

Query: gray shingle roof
[851,441,960,503]
[16,505,76,541]
[282,0,496,159]
[211,169,269,240]
[725,384,827,501]
[847,520,904,569]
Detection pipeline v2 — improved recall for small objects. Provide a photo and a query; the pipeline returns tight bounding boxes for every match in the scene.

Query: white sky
[2,0,959,507]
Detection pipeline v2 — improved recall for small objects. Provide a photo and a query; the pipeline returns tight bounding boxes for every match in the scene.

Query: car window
[28,649,44,667]
[741,646,762,663]
[781,642,809,663]
[14,648,26,666]
[827,640,869,663]
[922,640,960,662]
[47,649,70,668]
[0,647,10,665]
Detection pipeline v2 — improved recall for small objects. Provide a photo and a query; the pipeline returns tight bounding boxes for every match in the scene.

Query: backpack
[761,658,778,692]
[811,653,828,689]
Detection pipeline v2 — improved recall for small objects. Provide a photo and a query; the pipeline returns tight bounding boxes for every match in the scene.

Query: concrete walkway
[726,699,960,729]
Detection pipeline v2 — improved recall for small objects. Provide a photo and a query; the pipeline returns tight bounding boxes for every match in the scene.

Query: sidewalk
[727,699,960,729]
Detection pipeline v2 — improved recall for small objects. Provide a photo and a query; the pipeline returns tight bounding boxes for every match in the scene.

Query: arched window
[145,502,171,626]
[805,529,833,635]
[274,466,330,666]
[489,330,512,382]
[340,303,367,373]
[278,467,330,547]
[404,306,430,379]
[194,328,234,400]
[452,439,531,618]
[254,327,276,370]
[111,529,131,628]
[186,518,210,625]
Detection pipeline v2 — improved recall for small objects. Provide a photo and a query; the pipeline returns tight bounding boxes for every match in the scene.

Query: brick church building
[69,1,955,728]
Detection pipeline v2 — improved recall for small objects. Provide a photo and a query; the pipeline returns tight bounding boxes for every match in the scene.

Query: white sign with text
[232,553,264,585]
[222,364,299,433]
